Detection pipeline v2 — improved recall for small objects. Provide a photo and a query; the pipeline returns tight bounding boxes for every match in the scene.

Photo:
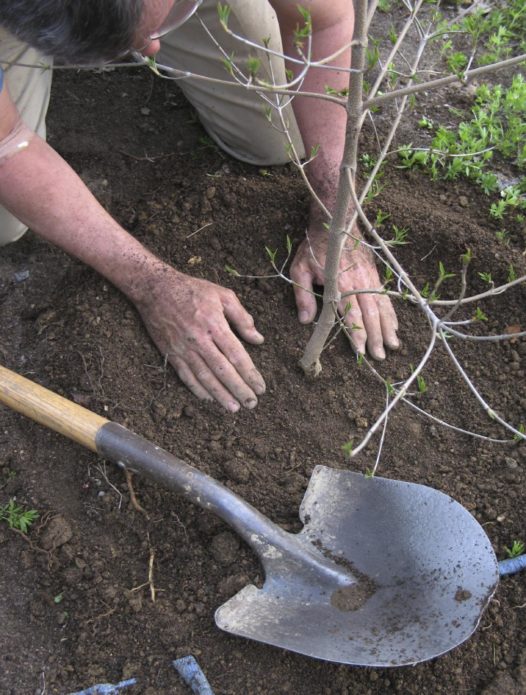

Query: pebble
[222,458,250,483]
[183,405,195,418]
[209,531,240,566]
[40,516,73,550]
[459,195,469,207]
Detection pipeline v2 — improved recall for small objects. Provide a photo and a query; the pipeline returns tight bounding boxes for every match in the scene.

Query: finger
[338,296,367,355]
[290,266,317,324]
[221,289,264,345]
[183,350,247,413]
[169,355,213,402]
[213,329,266,396]
[357,293,386,360]
[377,294,400,350]
[192,338,261,410]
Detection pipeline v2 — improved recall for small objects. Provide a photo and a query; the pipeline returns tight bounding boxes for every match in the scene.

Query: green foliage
[399,75,526,221]
[217,3,232,30]
[387,224,409,247]
[341,440,354,457]
[224,264,240,277]
[473,307,488,322]
[0,499,39,534]
[478,271,493,284]
[504,539,525,558]
[246,55,261,79]
[294,6,312,50]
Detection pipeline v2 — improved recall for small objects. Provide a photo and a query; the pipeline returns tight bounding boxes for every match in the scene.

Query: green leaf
[224,264,240,277]
[341,440,354,457]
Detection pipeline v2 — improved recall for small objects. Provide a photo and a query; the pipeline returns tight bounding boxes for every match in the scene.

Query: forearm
[0,134,166,301]
[274,1,354,218]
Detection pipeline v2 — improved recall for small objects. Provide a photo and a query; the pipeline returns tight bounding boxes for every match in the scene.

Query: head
[0,0,200,64]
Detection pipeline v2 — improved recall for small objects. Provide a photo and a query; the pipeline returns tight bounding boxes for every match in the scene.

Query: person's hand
[290,227,399,359]
[133,265,266,411]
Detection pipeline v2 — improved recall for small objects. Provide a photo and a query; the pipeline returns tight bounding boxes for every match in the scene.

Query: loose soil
[0,11,525,695]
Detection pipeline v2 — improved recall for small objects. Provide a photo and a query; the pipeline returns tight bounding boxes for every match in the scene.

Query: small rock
[41,516,73,550]
[125,590,143,613]
[14,269,30,283]
[209,531,240,566]
[505,457,518,469]
[205,186,216,200]
[458,195,469,207]
[222,459,250,484]
[183,405,195,418]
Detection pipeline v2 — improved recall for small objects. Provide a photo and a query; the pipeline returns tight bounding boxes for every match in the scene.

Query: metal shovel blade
[215,467,499,666]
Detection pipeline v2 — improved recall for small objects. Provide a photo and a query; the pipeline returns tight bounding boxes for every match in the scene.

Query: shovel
[0,364,499,667]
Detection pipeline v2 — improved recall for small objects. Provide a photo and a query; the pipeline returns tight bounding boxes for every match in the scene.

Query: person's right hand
[133,265,266,412]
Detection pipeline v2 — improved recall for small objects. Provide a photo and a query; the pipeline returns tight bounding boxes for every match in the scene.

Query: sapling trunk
[299,0,368,377]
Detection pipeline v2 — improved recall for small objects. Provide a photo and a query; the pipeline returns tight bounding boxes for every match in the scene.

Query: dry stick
[124,469,149,518]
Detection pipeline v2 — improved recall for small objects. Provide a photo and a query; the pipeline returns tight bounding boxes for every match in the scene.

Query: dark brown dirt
[1,22,525,695]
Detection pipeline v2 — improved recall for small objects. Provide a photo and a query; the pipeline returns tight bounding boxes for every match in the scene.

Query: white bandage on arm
[0,117,34,164]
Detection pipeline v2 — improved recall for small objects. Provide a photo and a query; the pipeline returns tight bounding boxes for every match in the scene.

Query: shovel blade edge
[215,469,499,666]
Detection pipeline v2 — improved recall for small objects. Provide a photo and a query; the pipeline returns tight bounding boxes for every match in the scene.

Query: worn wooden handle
[0,364,109,452]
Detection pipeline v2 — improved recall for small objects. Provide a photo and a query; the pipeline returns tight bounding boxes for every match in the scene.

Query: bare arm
[0,86,265,411]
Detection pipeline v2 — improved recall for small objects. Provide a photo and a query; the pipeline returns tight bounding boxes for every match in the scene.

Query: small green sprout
[513,423,525,442]
[224,264,240,277]
[0,499,39,534]
[473,307,488,322]
[418,116,434,130]
[375,210,391,226]
[478,271,493,284]
[341,440,354,458]
[217,3,232,29]
[504,540,525,558]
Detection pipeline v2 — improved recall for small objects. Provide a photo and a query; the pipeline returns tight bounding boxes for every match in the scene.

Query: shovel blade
[215,468,498,666]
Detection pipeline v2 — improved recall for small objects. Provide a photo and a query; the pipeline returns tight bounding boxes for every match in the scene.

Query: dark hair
[0,0,144,64]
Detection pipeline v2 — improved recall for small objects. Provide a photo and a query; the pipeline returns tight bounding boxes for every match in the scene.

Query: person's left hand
[289,226,399,359]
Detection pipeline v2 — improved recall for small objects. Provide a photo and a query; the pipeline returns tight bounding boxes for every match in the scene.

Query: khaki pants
[0,0,304,245]
[0,28,52,245]
[159,0,305,165]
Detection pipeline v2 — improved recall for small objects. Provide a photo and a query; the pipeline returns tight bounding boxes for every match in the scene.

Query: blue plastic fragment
[173,655,215,695]
[69,677,137,695]
[499,554,526,576]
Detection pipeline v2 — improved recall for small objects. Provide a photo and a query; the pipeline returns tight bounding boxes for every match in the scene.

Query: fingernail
[299,310,310,324]
[244,398,258,410]
[228,401,240,413]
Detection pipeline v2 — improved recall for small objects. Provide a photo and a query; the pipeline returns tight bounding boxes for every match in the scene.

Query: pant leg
[158,0,305,165]
[0,28,53,246]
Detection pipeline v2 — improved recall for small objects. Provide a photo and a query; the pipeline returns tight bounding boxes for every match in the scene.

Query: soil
[0,9,525,695]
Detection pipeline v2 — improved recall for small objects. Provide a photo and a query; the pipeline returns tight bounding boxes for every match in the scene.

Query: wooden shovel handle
[0,364,109,452]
